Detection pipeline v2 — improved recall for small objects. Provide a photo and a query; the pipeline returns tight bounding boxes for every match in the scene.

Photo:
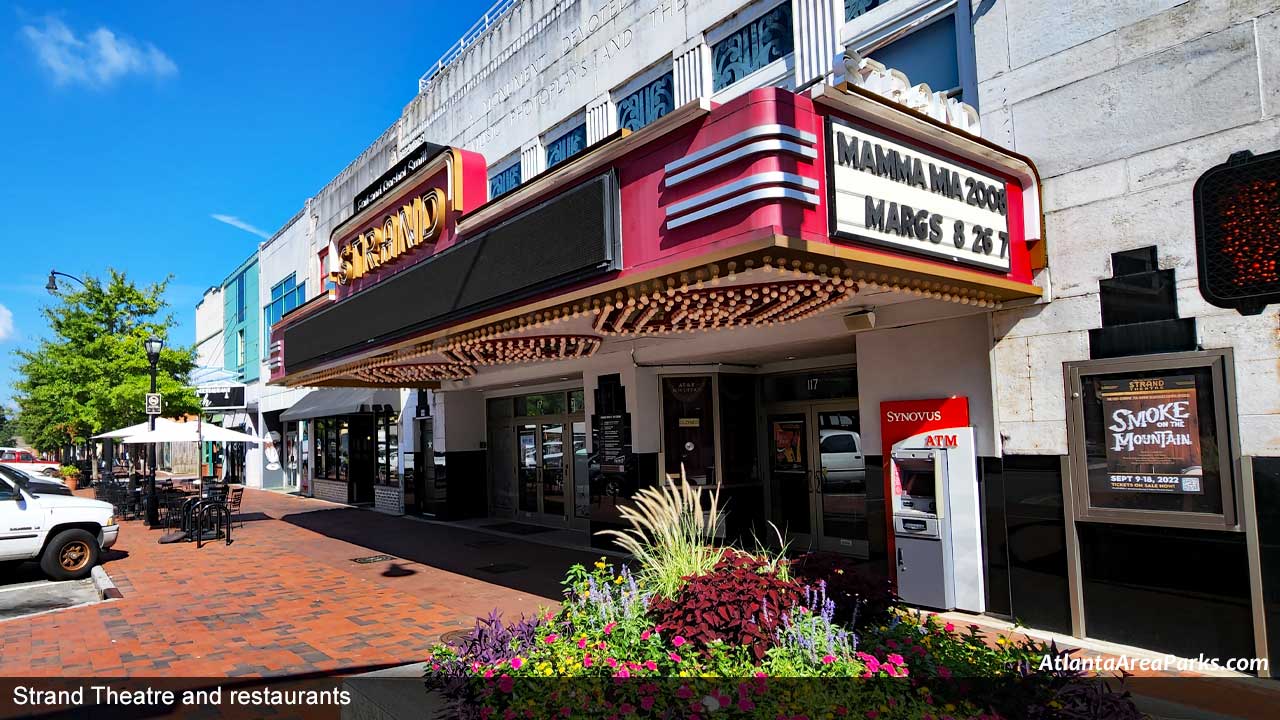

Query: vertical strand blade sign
[1193,148,1280,316]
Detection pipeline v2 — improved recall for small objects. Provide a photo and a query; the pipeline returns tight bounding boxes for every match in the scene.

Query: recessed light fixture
[560,376,569,381]
[786,356,797,360]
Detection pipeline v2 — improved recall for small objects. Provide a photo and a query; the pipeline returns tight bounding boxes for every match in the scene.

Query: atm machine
[889,426,984,613]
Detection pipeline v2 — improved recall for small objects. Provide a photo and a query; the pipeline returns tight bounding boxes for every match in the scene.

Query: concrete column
[519,137,544,181]
[672,35,711,106]
[436,390,486,452]
[586,92,616,144]
[792,0,841,90]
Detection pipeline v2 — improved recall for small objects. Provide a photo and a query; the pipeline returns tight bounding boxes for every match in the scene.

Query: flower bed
[426,482,1141,718]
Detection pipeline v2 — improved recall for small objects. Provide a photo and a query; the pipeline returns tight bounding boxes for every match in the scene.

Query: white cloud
[0,304,14,343]
[21,15,177,87]
[211,214,270,239]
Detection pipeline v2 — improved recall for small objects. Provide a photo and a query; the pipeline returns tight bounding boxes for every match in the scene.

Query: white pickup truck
[0,447,62,477]
[0,473,118,580]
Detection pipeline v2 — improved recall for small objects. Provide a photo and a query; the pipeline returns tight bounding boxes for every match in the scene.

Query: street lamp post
[144,336,164,526]
[46,269,85,294]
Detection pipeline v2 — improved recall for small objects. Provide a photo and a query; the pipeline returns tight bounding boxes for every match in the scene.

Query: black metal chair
[226,486,244,528]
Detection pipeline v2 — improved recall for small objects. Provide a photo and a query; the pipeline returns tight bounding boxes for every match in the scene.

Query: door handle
[897,547,905,572]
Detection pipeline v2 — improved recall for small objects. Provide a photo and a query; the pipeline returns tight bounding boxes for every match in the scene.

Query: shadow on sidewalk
[276,507,601,600]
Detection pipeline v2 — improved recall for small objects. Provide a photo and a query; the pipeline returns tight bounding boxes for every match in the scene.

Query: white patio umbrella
[92,417,184,439]
[120,421,260,445]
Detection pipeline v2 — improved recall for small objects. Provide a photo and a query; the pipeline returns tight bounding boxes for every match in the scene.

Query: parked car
[0,473,118,580]
[819,429,866,491]
[0,465,72,496]
[0,447,62,477]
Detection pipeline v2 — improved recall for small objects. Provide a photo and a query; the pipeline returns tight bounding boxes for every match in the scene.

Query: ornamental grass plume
[595,465,724,599]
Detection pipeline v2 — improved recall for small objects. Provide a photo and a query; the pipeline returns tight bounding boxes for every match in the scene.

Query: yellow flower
[614,576,623,585]
[594,561,607,570]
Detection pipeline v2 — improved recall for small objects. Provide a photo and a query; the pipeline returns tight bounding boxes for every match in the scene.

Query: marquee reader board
[826,116,1013,273]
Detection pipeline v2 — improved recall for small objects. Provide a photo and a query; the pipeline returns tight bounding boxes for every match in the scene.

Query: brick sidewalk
[0,489,599,677]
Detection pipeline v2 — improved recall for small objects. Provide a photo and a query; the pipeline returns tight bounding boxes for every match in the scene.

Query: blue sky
[0,1,490,407]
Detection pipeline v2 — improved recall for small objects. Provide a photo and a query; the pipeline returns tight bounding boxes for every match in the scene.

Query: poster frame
[1064,349,1241,531]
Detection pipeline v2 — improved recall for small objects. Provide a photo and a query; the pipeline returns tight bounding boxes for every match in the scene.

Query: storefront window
[337,420,350,482]
[569,389,586,414]
[314,419,327,479]
[662,376,715,485]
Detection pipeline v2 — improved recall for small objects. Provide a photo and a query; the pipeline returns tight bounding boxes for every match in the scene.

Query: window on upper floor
[617,71,675,133]
[845,0,886,21]
[488,159,521,199]
[847,3,978,105]
[710,2,794,93]
[869,14,961,98]
[545,123,587,170]
[263,273,305,356]
[234,272,247,323]
[236,329,246,369]
[317,247,335,292]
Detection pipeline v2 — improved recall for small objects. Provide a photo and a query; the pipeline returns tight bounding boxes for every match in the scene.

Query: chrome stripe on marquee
[665,187,820,230]
[665,172,819,218]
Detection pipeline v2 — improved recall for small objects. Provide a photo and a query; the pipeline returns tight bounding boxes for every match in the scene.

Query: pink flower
[676,685,693,699]
[544,634,558,644]
[938,665,952,679]
[583,655,594,668]
[640,697,655,711]
[606,657,618,668]
[497,675,514,694]
[615,668,630,678]
[597,641,608,650]
[944,622,955,633]
[821,655,836,664]
[484,669,495,679]
[866,712,879,719]
[887,653,904,666]
[604,622,616,635]
[738,699,755,712]
[887,639,898,649]
[672,636,687,647]
[669,652,682,663]
[620,703,635,714]
[640,630,651,640]
[644,660,657,671]
[510,657,524,670]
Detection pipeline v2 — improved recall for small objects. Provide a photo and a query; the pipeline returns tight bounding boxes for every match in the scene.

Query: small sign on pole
[145,393,163,416]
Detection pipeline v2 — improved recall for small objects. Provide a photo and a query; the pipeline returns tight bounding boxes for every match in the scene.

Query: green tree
[12,270,199,454]
[0,406,16,446]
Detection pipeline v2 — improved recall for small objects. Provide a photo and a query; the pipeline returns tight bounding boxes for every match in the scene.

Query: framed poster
[1065,350,1240,530]
[1099,375,1203,494]
[772,421,805,470]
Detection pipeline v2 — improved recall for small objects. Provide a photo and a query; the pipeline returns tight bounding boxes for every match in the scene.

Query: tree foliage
[0,407,16,447]
[12,270,199,453]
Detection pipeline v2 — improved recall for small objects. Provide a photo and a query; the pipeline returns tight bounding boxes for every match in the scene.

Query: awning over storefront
[279,388,401,421]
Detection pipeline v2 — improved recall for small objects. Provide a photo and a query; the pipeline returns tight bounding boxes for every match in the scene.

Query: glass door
[768,412,813,545]
[813,405,868,557]
[517,424,539,514]
[514,421,571,526]
[541,422,566,518]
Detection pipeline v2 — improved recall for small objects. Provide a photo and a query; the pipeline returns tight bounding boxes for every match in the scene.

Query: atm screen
[901,468,936,500]
[896,457,937,503]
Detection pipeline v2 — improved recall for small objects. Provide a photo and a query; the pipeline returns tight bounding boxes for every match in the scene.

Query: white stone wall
[974,0,1280,456]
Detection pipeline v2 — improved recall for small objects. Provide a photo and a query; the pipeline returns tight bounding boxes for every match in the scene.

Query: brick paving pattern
[0,489,599,677]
